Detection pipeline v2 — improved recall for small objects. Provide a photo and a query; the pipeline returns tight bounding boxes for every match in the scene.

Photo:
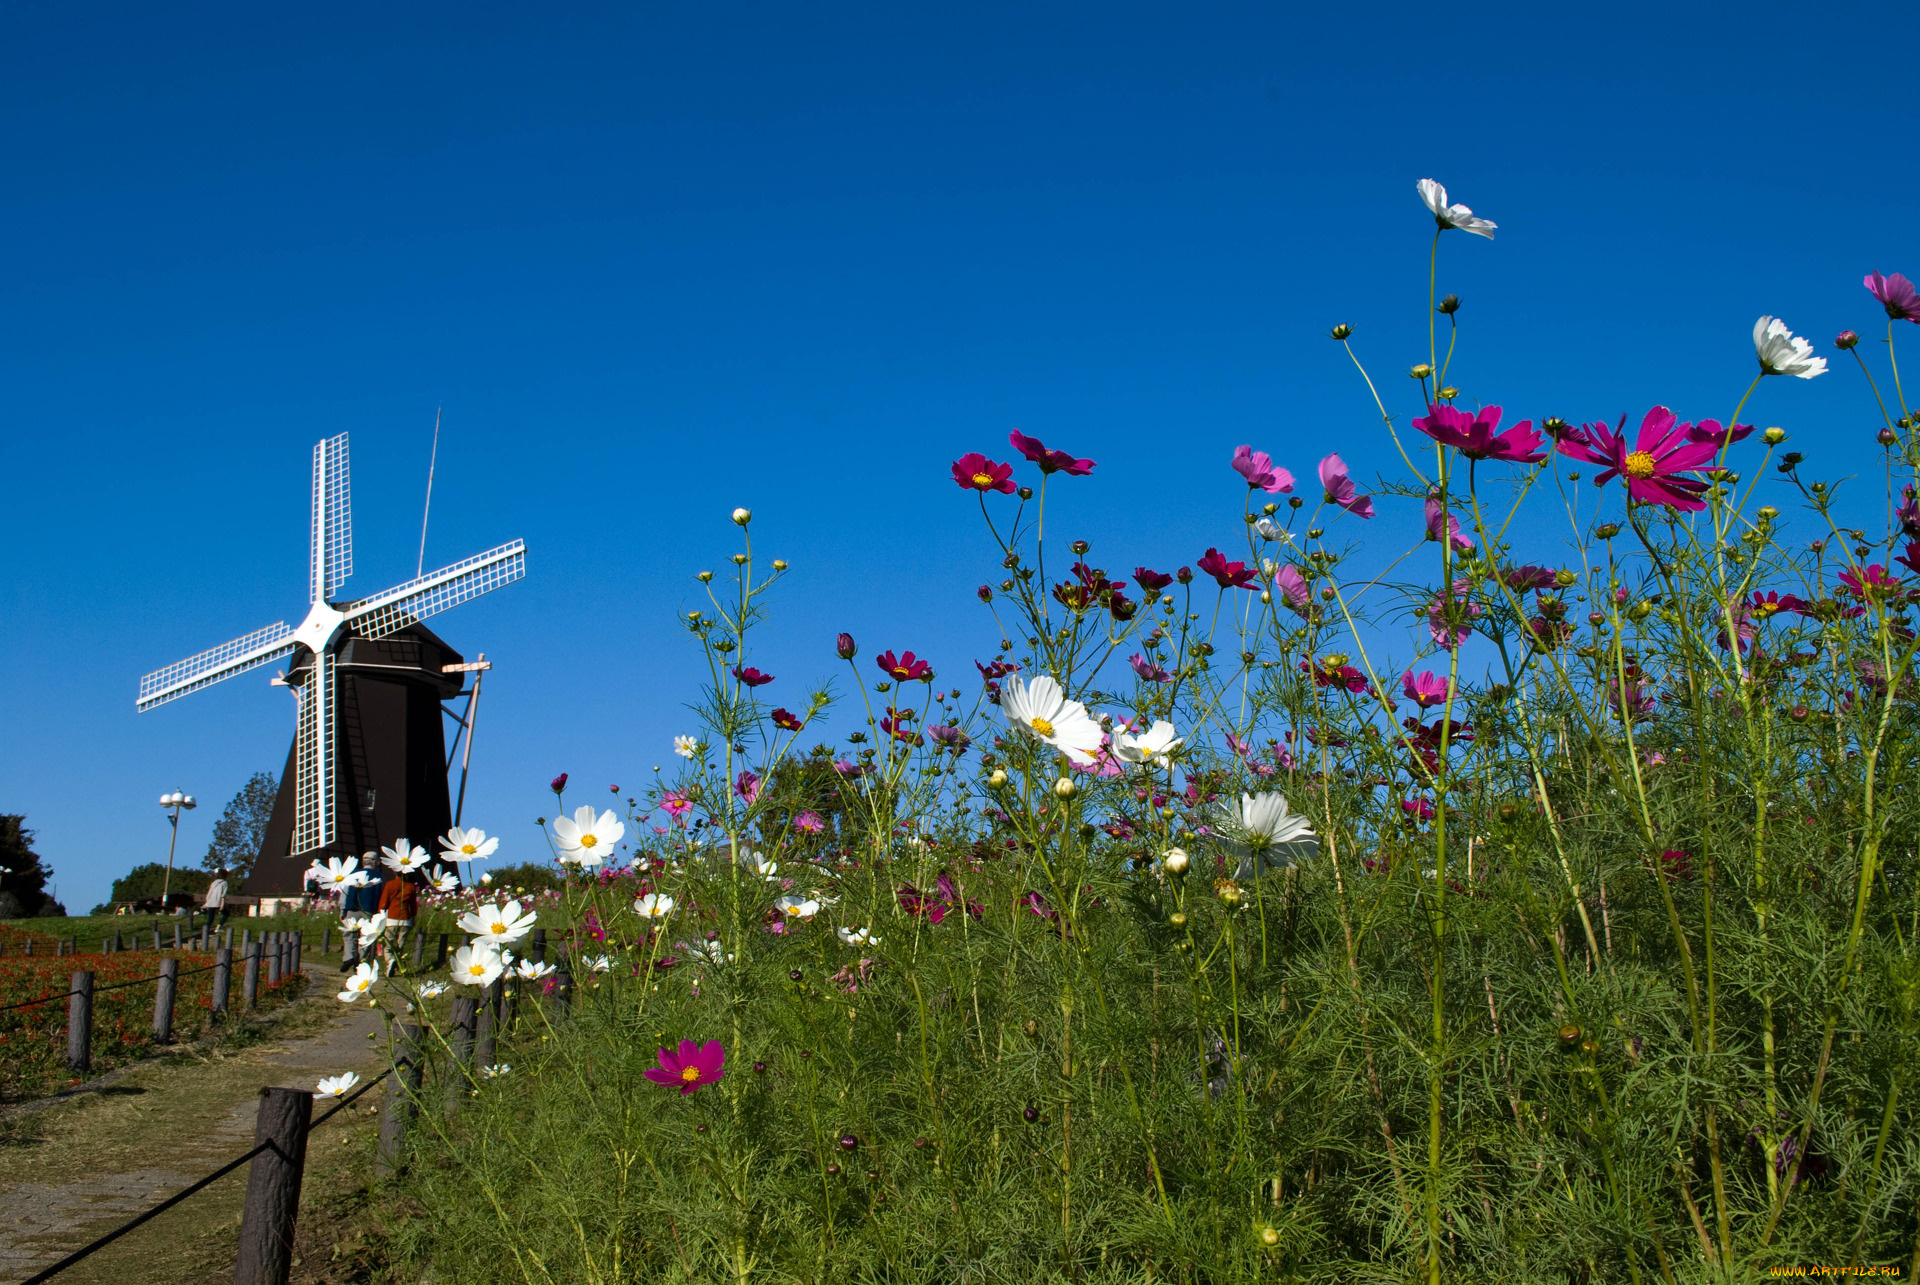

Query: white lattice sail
[137,622,297,711]
[291,650,335,853]
[345,540,526,640]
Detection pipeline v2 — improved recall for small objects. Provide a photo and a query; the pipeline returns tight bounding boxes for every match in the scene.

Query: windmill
[136,432,525,895]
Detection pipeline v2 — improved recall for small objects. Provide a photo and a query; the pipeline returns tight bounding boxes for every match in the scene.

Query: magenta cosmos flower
[1401,671,1450,709]
[1424,498,1474,552]
[1009,431,1095,476]
[1196,548,1258,590]
[1129,654,1173,683]
[771,708,803,731]
[732,666,775,687]
[1230,445,1295,494]
[645,1039,726,1095]
[1556,407,1715,511]
[1273,564,1311,614]
[1411,404,1546,464]
[876,649,933,682]
[793,810,826,833]
[1317,454,1375,518]
[1683,419,1755,448]
[951,452,1016,494]
[1133,567,1173,595]
[1866,272,1920,324]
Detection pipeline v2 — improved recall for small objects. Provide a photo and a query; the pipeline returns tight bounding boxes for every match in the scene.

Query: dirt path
[0,963,394,1285]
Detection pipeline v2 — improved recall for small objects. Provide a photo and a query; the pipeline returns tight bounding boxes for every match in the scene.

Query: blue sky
[3,1,1916,911]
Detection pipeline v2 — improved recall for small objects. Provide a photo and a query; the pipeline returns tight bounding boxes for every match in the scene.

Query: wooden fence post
[291,934,302,976]
[67,970,93,1075]
[213,946,232,1013]
[173,923,182,950]
[528,927,547,962]
[154,957,179,1043]
[552,964,574,1018]
[321,926,331,955]
[243,943,261,1009]
[233,1086,312,1285]
[448,996,478,1105]
[343,925,360,970]
[475,979,502,1069]
[266,935,282,987]
[410,929,425,970]
[434,932,449,968]
[376,1024,425,1178]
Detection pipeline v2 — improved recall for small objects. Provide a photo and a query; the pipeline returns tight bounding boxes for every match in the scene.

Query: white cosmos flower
[451,943,506,986]
[838,926,881,947]
[737,849,778,880]
[314,1072,360,1098]
[633,893,675,919]
[552,805,624,866]
[1254,517,1293,545]
[479,872,493,885]
[430,870,459,893]
[683,938,732,965]
[514,958,557,981]
[439,826,499,862]
[1417,178,1497,239]
[355,912,390,946]
[380,839,431,874]
[416,981,448,998]
[673,735,700,758]
[480,1063,512,1079]
[1114,720,1183,769]
[1001,674,1104,765]
[310,855,371,892]
[1754,316,1828,379]
[337,961,379,1003]
[457,899,538,945]
[585,954,614,973]
[774,895,821,919]
[1214,792,1319,881]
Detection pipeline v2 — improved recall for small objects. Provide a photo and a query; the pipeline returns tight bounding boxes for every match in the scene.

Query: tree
[203,771,278,877]
[111,862,213,904]
[0,815,54,916]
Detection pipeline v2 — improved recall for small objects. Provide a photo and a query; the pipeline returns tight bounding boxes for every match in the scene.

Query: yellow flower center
[681,1065,702,1083]
[1623,450,1658,479]
[490,922,508,934]
[580,834,598,848]
[972,471,995,489]
[1754,602,1778,618]
[1029,716,1056,737]
[468,964,485,976]
[461,844,477,854]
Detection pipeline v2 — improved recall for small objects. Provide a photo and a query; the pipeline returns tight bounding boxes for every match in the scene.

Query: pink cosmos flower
[1009,431,1095,476]
[1401,671,1450,709]
[876,650,933,682]
[735,771,761,802]
[771,708,803,731]
[1426,579,1481,649]
[1230,445,1295,494]
[733,666,775,687]
[1401,797,1435,824]
[1412,404,1546,464]
[550,773,569,793]
[1317,454,1375,518]
[1424,498,1474,552]
[1129,654,1173,684]
[951,452,1017,493]
[927,724,971,752]
[1493,564,1558,592]
[1683,419,1756,448]
[1838,564,1901,598]
[1303,657,1367,692]
[1866,271,1920,324]
[1748,591,1807,619]
[644,1039,726,1095]
[1196,548,1258,590]
[1133,567,1174,595]
[662,791,692,819]
[793,810,826,834]
[1555,407,1715,511]
[1273,565,1312,614]
[1897,498,1920,539]
[1606,671,1656,722]
[1898,541,1920,577]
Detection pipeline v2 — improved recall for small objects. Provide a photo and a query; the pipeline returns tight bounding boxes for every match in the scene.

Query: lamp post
[159,791,197,907]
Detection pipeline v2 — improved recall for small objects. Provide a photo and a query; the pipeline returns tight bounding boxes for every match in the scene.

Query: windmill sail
[137,622,298,711]
[312,433,353,600]
[291,649,335,853]
[345,540,526,640]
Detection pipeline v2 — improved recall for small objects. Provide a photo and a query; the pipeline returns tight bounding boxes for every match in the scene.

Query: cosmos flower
[336,961,379,1004]
[1411,404,1546,464]
[793,810,827,833]
[458,899,538,945]
[314,1072,360,1098]
[661,791,692,819]
[583,955,614,974]
[1133,567,1173,596]
[838,926,881,947]
[634,893,675,918]
[876,650,933,682]
[480,1064,512,1079]
[951,452,1017,493]
[1427,579,1482,649]
[514,958,557,981]
[739,849,778,879]
[1230,445,1295,494]
[1838,564,1901,598]
[1318,454,1375,518]
[450,943,505,987]
[416,981,447,998]
[430,870,459,893]
[1417,178,1497,239]
[553,805,625,865]
[735,770,762,802]
[732,666,775,687]
[1305,655,1367,692]
[1866,271,1920,324]
[1129,654,1173,684]
[1273,565,1312,614]
[1683,419,1756,448]
[1196,548,1258,590]
[1214,793,1319,881]
[1423,499,1475,552]
[439,827,499,863]
[355,913,390,947]
[774,894,821,919]
[380,839,431,874]
[1401,671,1450,709]
[645,1039,726,1095]
[927,724,972,753]
[1000,673,1104,765]
[1114,720,1182,768]
[1754,316,1828,379]
[673,735,699,758]
[1555,407,1716,511]
[309,855,371,893]
[1009,430,1095,476]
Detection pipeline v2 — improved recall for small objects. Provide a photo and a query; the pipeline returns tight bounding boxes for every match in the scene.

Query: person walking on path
[340,857,381,972]
[202,869,230,929]
[377,872,419,972]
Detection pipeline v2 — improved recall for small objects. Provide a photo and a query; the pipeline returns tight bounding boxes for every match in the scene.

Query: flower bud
[1628,600,1653,622]
[1836,330,1860,350]
[839,1133,859,1151]
[1880,427,1899,447]
[1261,1228,1281,1248]
[1790,704,1810,722]
[1554,568,1577,588]
[731,552,748,565]
[1437,386,1460,401]
[1329,324,1352,340]
[1017,485,1034,500]
[550,773,569,794]
[698,570,714,582]
[836,632,857,660]
[1288,496,1304,509]
[1757,506,1778,521]
[1261,502,1277,515]
[1558,1023,1582,1046]
[789,968,803,981]
[1409,364,1435,380]
[688,610,702,621]
[1053,777,1077,800]
[1593,523,1621,540]
[731,507,752,525]
[977,585,993,603]
[1162,847,1189,874]
[1071,539,1090,555]
[772,559,787,571]
[1175,567,1193,584]
[1438,294,1461,314]
[988,769,1008,788]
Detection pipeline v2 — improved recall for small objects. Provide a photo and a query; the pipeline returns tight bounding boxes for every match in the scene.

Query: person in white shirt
[203,870,230,929]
